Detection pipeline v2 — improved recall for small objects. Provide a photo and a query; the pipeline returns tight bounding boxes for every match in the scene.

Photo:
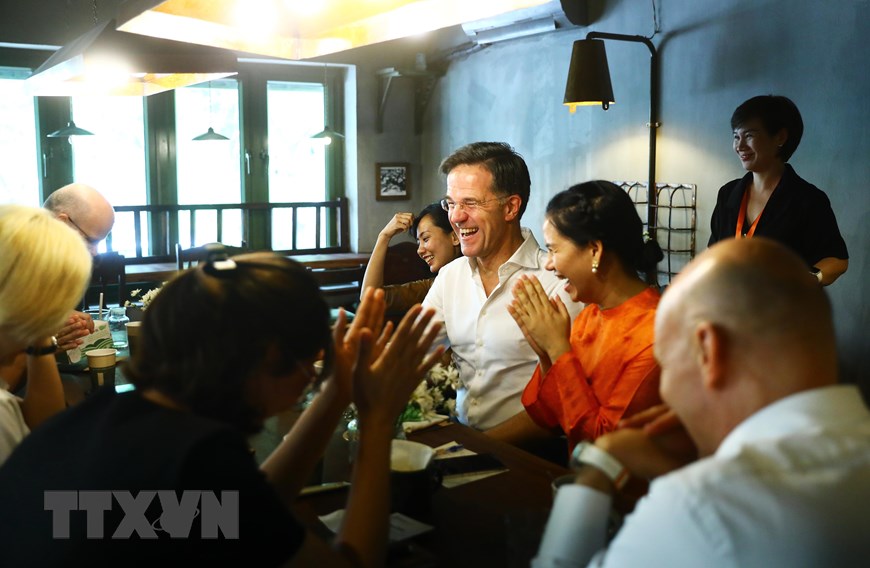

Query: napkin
[402,414,449,434]
[319,510,433,542]
[432,440,507,488]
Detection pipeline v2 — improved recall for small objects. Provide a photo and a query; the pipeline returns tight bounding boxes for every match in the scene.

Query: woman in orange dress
[487,181,663,453]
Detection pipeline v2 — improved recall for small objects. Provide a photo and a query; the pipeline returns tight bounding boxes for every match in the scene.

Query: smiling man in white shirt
[422,142,582,430]
[534,237,870,567]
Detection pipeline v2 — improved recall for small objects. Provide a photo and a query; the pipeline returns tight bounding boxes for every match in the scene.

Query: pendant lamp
[311,64,344,145]
[47,121,95,138]
[192,82,230,141]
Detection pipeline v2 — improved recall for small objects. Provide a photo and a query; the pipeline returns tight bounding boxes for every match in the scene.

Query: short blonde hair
[0,205,92,348]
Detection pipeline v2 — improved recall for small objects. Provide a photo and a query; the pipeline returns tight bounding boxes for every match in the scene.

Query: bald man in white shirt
[534,237,870,567]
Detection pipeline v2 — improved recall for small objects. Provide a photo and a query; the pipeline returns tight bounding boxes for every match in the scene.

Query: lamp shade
[192,127,229,141]
[47,121,94,137]
[563,39,615,112]
[311,126,345,145]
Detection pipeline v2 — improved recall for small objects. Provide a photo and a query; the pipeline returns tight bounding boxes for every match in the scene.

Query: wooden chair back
[176,242,247,271]
[307,265,366,310]
[83,251,127,309]
[382,241,431,285]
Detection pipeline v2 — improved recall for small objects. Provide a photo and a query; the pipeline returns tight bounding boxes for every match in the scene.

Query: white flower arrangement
[398,362,461,423]
[330,362,462,442]
[125,283,165,310]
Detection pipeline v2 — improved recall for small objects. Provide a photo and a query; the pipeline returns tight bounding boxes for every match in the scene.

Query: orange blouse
[521,287,661,451]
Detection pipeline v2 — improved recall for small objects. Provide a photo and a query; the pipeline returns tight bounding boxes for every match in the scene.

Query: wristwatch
[24,336,58,356]
[570,442,630,490]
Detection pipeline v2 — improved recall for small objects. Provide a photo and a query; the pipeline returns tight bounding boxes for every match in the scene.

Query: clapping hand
[352,304,444,430]
[56,311,95,352]
[596,405,698,481]
[507,275,571,371]
[328,288,393,403]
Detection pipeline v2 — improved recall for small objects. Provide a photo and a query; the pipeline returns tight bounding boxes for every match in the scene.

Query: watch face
[570,442,591,470]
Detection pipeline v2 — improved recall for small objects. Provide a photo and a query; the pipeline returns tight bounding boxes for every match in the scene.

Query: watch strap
[24,337,58,356]
[571,442,630,490]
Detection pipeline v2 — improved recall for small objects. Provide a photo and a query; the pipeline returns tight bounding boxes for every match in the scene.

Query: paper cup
[391,439,434,472]
[86,348,117,391]
[125,321,142,358]
[390,440,440,517]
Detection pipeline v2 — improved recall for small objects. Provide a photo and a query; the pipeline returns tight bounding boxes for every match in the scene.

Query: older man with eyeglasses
[42,183,115,352]
[422,142,582,432]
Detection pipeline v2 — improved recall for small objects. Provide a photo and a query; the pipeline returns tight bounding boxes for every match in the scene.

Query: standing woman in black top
[708,95,849,285]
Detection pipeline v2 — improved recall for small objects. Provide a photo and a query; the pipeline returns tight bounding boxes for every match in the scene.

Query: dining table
[293,422,569,567]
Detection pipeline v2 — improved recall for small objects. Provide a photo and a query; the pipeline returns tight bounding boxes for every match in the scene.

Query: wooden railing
[106,197,350,263]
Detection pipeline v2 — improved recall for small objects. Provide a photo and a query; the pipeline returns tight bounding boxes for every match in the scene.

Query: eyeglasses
[440,196,506,212]
[65,215,103,247]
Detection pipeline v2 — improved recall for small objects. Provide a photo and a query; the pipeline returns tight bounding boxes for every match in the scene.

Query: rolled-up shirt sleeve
[532,484,611,568]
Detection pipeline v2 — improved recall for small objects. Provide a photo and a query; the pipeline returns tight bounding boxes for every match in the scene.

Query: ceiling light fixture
[192,127,230,141]
[311,64,344,145]
[116,0,553,60]
[27,19,238,97]
[47,121,95,138]
[192,81,230,141]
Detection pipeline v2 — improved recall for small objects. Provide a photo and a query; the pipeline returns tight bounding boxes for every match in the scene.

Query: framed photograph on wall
[376,162,410,201]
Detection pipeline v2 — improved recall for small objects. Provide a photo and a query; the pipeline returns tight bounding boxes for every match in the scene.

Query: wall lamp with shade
[115,0,555,60]
[563,31,660,238]
[26,20,238,97]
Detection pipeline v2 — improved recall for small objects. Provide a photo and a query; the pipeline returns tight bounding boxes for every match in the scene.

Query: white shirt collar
[716,384,869,459]
[464,227,543,274]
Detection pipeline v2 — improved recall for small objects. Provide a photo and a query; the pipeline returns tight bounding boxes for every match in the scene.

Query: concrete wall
[351,0,869,390]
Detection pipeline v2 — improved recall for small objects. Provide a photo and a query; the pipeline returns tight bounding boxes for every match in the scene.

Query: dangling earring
[591,260,599,274]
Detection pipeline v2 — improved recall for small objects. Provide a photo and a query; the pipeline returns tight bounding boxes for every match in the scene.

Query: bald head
[664,238,835,360]
[43,184,114,256]
[656,238,838,453]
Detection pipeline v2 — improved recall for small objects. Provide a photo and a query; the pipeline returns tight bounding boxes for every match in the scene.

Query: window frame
[28,58,345,255]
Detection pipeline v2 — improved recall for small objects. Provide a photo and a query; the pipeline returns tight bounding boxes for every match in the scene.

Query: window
[175,79,243,247]
[0,68,39,206]
[267,80,326,250]
[71,95,147,256]
[7,58,346,257]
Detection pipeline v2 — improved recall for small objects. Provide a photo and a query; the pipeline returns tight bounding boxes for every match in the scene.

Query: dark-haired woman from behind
[0,253,442,568]
[487,181,663,455]
[709,94,848,285]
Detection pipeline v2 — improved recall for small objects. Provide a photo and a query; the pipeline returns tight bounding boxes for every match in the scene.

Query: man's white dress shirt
[534,384,870,568]
[422,228,581,430]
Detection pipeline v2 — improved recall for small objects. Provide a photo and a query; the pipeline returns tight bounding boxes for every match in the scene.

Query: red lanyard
[735,188,765,238]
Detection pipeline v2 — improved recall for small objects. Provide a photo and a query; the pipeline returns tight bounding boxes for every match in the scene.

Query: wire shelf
[613,181,697,286]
